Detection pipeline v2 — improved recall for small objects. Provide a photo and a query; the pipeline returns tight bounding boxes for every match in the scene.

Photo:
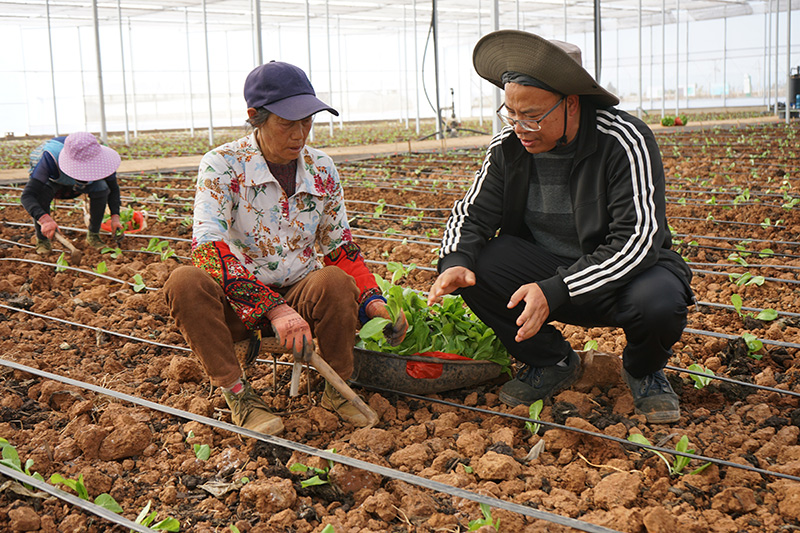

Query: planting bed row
[0,121,799,532]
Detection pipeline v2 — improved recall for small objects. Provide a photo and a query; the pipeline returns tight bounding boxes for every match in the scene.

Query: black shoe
[622,368,680,423]
[499,351,581,407]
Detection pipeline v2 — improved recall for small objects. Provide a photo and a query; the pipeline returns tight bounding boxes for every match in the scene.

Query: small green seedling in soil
[55,253,69,273]
[290,449,337,488]
[101,246,123,259]
[186,431,211,461]
[741,333,763,360]
[0,438,45,489]
[320,526,336,533]
[134,500,180,532]
[583,339,599,351]
[49,473,122,512]
[93,261,108,274]
[627,434,710,476]
[687,363,714,389]
[730,294,778,322]
[132,274,146,292]
[525,400,544,437]
[468,503,500,531]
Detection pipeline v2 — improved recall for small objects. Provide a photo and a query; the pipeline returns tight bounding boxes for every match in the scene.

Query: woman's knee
[164,266,217,303]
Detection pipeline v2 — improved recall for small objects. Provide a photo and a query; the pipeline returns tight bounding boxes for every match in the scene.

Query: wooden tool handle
[309,351,378,427]
[53,231,77,252]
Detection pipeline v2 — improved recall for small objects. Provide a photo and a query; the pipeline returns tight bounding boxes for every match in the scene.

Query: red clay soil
[1,121,800,533]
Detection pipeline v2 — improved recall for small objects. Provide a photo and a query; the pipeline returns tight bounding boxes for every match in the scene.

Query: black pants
[33,181,110,239]
[459,235,692,379]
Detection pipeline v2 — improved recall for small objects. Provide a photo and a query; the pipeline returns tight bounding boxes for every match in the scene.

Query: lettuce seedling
[525,400,544,436]
[627,434,711,476]
[687,363,714,389]
[468,503,500,531]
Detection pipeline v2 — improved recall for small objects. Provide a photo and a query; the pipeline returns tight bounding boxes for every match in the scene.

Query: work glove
[38,214,58,240]
[267,304,314,362]
[366,300,408,346]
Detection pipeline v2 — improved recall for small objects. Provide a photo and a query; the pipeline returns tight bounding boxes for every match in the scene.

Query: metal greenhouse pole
[254,0,263,65]
[675,0,679,116]
[477,0,483,127]
[117,0,130,145]
[775,4,780,116]
[766,0,772,108]
[594,0,601,82]
[91,0,108,143]
[306,0,314,142]
[404,6,410,129]
[786,0,792,124]
[45,0,59,135]
[723,16,727,108]
[491,0,501,134]
[638,0,643,118]
[127,18,138,136]
[326,0,334,136]
[185,8,195,136]
[336,16,344,128]
[432,0,444,140]
[202,0,214,146]
[414,0,421,134]
[661,0,665,117]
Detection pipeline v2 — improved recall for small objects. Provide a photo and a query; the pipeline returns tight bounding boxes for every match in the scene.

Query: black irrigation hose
[4,302,800,485]
[696,300,800,319]
[683,327,800,350]
[0,464,157,533]
[0,258,159,292]
[367,385,800,483]
[679,243,800,260]
[670,216,788,228]
[677,234,800,247]
[690,269,800,285]
[0,357,622,533]
[687,261,800,272]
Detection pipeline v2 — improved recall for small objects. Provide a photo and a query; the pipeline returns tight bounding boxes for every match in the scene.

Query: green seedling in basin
[55,253,68,273]
[741,333,763,360]
[583,339,599,351]
[49,473,123,512]
[132,274,146,292]
[93,261,108,274]
[290,449,337,488]
[101,246,123,258]
[730,294,778,322]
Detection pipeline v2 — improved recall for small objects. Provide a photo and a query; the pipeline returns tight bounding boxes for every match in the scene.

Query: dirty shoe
[86,231,105,248]
[222,377,284,435]
[321,381,376,427]
[35,238,52,255]
[499,350,581,407]
[623,368,680,423]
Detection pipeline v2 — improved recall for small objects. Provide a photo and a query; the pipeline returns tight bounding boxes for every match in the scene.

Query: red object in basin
[101,211,145,233]
[406,351,473,379]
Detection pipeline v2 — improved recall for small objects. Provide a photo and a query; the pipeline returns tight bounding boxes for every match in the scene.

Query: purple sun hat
[244,61,339,121]
[59,132,121,182]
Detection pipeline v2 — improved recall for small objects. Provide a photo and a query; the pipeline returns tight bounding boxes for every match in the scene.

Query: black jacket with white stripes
[438,98,693,312]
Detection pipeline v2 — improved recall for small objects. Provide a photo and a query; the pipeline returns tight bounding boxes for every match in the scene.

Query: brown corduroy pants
[163,265,361,388]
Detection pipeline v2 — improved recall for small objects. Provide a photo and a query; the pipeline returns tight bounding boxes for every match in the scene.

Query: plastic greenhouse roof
[0,0,793,36]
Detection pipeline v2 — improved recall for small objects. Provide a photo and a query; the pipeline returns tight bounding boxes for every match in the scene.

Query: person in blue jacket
[428,31,694,424]
[21,132,123,252]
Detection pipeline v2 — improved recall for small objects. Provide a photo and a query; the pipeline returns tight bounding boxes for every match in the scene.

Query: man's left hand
[366,300,408,346]
[507,283,550,342]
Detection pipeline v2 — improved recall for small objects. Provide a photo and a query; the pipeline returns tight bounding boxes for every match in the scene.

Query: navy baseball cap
[244,61,339,121]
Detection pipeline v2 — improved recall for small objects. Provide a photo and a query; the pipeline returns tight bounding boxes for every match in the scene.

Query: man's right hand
[267,304,313,361]
[427,266,476,306]
[38,214,58,240]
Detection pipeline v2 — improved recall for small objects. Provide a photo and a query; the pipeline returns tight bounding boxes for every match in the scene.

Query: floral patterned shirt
[191,133,382,330]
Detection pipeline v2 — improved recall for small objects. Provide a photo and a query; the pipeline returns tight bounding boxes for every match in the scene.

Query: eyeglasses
[496,96,565,132]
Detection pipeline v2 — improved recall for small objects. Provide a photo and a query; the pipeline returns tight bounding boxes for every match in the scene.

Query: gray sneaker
[623,368,680,423]
[499,351,581,407]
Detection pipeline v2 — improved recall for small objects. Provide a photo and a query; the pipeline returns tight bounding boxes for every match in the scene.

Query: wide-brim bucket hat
[473,30,619,107]
[59,132,121,182]
[244,60,339,121]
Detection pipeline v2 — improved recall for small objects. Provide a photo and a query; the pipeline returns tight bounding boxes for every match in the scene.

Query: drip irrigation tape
[687,261,800,272]
[0,357,623,533]
[680,244,800,260]
[0,464,157,533]
[0,258,158,291]
[690,269,800,285]
[668,364,800,399]
[349,383,800,484]
[671,216,787,228]
[684,327,800,349]
[695,300,800,318]
[676,234,800,247]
